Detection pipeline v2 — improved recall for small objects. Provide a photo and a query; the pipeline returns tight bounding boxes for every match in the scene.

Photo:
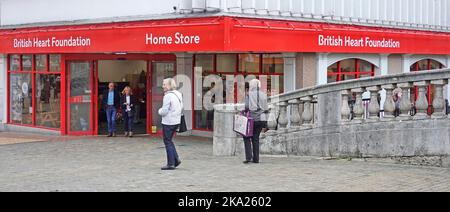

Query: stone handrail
[265,68,450,134]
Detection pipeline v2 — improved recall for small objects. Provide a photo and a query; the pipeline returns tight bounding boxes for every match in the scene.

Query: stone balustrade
[266,68,450,131]
[259,68,450,159]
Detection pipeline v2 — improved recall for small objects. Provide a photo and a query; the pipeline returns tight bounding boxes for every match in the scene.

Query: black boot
[161,165,175,170]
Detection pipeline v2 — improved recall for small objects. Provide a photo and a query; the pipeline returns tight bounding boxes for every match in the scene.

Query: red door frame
[64,53,176,135]
[66,60,96,135]
[147,60,178,136]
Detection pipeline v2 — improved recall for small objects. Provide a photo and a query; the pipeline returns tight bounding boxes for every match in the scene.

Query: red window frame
[327,59,376,83]
[410,59,445,114]
[192,53,284,132]
[6,54,63,131]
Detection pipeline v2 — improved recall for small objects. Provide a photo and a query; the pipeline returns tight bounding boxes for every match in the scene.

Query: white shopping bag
[233,112,254,137]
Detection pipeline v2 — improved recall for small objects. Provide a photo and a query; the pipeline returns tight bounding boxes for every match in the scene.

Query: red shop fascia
[1,16,450,135]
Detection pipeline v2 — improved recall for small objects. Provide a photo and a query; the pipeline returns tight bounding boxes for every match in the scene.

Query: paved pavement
[0,133,449,192]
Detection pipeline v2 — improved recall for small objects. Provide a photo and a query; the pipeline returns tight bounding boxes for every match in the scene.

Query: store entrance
[97,60,148,135]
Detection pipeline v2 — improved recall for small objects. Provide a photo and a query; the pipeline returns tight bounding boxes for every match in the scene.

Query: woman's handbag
[178,114,187,133]
[171,92,187,133]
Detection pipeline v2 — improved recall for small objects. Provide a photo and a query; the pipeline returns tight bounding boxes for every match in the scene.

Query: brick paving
[0,133,449,192]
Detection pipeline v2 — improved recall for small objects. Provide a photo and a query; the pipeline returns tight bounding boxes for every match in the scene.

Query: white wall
[0,0,182,26]
[98,60,147,84]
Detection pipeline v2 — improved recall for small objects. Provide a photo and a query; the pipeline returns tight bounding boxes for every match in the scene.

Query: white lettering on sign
[13,36,91,48]
[146,33,200,45]
[318,35,400,48]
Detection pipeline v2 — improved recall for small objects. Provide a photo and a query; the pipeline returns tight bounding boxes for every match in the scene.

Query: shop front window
[217,54,236,73]
[9,73,33,125]
[409,59,445,115]
[7,54,62,130]
[36,74,61,128]
[49,54,61,72]
[263,54,284,74]
[9,55,20,71]
[194,53,284,131]
[239,54,260,73]
[327,59,376,83]
[35,55,47,71]
[22,55,33,71]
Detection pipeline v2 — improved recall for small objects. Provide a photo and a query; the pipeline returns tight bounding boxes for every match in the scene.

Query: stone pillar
[283,53,296,92]
[316,53,329,85]
[397,82,413,120]
[278,101,289,130]
[431,79,448,119]
[213,104,243,156]
[381,84,396,121]
[413,81,430,120]
[366,86,381,121]
[351,88,365,123]
[288,99,301,131]
[266,103,278,135]
[301,96,314,127]
[341,90,351,123]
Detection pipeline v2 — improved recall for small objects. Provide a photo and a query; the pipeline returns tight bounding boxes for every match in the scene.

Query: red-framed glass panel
[193,53,284,131]
[6,53,62,131]
[327,59,376,83]
[67,61,95,135]
[410,59,445,115]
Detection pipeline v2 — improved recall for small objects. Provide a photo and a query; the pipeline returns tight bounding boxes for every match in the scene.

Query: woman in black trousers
[121,86,136,137]
[243,79,268,164]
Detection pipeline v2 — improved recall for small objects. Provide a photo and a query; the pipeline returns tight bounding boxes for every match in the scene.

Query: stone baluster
[351,88,365,123]
[301,96,313,128]
[431,79,448,119]
[266,103,278,134]
[397,82,413,120]
[382,84,396,121]
[366,86,381,121]
[288,99,301,131]
[341,90,351,123]
[278,101,289,130]
[413,81,430,120]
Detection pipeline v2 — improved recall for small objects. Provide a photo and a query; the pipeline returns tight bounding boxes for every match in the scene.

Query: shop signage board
[1,17,449,54]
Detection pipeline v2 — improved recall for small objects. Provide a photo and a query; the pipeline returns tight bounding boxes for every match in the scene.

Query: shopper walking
[158,78,183,170]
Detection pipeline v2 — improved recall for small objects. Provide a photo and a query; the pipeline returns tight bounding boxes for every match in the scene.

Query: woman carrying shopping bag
[243,79,268,164]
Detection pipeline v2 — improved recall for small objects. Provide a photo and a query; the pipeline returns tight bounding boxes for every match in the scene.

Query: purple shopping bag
[233,111,254,137]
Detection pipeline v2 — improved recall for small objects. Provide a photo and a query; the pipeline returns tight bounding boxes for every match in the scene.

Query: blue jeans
[162,124,180,166]
[106,106,117,134]
[123,111,134,132]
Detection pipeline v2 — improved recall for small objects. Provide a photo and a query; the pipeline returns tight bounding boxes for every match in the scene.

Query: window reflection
[10,73,33,125]
[36,74,61,128]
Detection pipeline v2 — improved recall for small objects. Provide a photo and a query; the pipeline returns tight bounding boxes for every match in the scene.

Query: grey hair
[163,78,178,91]
[249,79,261,89]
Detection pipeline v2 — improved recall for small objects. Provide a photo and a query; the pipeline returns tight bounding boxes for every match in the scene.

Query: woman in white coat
[158,78,183,170]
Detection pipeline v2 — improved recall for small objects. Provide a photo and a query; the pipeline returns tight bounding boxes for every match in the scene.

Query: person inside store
[102,82,120,137]
[121,86,136,137]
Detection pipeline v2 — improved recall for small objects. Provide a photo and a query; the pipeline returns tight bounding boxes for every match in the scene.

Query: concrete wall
[261,119,450,159]
[296,53,316,89]
[98,60,147,85]
[388,54,403,75]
